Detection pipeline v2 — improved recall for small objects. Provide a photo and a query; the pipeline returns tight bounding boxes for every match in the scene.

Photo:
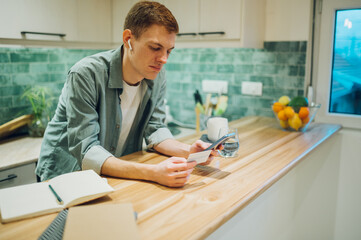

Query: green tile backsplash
[165,41,307,125]
[0,41,306,128]
[0,47,103,125]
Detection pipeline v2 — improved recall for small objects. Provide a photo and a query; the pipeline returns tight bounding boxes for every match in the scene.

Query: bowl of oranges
[271,96,320,132]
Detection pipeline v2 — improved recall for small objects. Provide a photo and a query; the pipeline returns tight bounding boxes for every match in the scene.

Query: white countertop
[0,136,43,171]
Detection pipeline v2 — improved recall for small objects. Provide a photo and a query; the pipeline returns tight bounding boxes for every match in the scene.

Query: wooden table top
[0,116,341,240]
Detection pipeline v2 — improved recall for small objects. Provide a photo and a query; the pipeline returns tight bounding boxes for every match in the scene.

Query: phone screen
[204,132,236,151]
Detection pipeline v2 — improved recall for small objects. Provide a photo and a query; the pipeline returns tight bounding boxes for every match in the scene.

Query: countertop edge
[194,124,342,240]
[0,158,38,171]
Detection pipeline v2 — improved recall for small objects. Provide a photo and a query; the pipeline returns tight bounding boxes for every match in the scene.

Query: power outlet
[202,80,228,94]
[241,81,263,96]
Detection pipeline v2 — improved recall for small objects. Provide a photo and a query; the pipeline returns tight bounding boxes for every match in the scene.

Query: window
[313,0,361,129]
[330,9,361,115]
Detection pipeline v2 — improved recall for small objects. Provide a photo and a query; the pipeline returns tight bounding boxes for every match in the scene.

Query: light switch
[241,81,263,96]
[202,80,228,94]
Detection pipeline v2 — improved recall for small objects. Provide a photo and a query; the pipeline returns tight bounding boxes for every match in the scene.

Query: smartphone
[204,132,236,151]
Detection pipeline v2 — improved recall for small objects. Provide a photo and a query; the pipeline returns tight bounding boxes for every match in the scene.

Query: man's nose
[158,52,168,64]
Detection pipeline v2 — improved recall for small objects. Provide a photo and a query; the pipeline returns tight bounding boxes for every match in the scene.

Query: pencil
[49,184,63,204]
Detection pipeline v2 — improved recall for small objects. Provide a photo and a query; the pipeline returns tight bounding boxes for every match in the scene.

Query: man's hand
[152,157,197,187]
[190,140,221,165]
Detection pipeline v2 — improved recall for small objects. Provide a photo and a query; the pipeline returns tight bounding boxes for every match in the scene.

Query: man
[36,1,216,187]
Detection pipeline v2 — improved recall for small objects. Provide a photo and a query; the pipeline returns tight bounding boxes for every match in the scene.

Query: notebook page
[49,170,114,207]
[0,182,62,222]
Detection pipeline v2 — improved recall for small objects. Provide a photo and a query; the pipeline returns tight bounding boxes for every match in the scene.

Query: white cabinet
[0,0,265,47]
[160,0,200,35]
[0,0,73,40]
[112,0,138,44]
[75,0,112,43]
[0,137,42,189]
[0,0,111,43]
[112,0,264,48]
[112,0,200,44]
[199,0,241,39]
[162,0,240,38]
[162,0,265,48]
[0,163,37,189]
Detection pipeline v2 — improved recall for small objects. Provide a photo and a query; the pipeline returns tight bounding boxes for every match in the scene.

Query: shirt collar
[108,45,154,91]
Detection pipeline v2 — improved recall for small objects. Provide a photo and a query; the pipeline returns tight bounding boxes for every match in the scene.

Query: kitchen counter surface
[0,136,42,171]
[0,127,192,172]
[0,116,341,240]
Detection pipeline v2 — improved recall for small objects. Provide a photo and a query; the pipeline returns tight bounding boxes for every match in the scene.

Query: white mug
[207,117,228,142]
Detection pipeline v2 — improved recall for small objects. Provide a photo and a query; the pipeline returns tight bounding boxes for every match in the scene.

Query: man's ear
[123,29,132,50]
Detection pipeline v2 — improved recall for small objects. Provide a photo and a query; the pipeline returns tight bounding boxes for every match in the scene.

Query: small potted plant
[21,86,54,137]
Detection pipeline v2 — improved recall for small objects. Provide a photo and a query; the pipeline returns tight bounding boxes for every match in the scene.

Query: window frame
[313,0,361,129]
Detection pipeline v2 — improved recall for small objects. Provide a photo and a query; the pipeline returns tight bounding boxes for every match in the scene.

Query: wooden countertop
[0,136,43,171]
[0,116,341,240]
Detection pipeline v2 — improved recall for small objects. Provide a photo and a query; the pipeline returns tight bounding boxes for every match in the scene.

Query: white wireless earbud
[128,39,132,51]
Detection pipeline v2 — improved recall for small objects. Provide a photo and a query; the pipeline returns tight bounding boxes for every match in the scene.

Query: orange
[277,110,287,121]
[272,102,284,113]
[302,116,310,124]
[299,107,309,119]
[284,106,295,119]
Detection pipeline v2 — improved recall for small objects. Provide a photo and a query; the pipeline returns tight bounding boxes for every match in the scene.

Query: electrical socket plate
[241,81,263,96]
[202,80,228,94]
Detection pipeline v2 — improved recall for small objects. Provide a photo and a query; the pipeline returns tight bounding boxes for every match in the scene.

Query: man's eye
[150,46,161,51]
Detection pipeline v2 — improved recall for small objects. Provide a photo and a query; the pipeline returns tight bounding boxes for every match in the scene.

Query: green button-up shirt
[36,46,173,181]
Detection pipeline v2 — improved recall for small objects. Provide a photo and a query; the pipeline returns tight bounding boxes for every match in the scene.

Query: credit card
[187,150,212,164]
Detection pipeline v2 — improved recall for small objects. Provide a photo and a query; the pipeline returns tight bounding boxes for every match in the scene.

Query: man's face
[128,24,176,80]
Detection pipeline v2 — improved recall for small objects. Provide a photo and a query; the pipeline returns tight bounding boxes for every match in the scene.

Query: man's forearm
[100,156,154,181]
[153,138,191,158]
[100,154,196,187]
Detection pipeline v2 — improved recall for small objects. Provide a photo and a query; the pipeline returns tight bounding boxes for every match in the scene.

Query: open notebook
[0,170,114,223]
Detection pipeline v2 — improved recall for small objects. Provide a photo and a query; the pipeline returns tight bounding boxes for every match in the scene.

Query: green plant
[21,86,53,137]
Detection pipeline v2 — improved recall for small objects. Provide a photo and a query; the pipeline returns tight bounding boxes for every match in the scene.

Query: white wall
[265,0,312,41]
[333,129,361,239]
[207,128,361,239]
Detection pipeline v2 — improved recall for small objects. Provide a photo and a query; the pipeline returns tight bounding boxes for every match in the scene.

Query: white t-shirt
[115,80,147,156]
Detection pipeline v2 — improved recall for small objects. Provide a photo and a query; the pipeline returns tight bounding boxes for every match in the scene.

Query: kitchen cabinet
[199,0,241,39]
[264,0,311,41]
[161,0,242,39]
[112,0,265,48]
[0,0,111,43]
[112,0,138,44]
[160,0,200,36]
[163,0,265,48]
[0,163,37,189]
[162,0,241,39]
[0,137,42,189]
[112,0,199,44]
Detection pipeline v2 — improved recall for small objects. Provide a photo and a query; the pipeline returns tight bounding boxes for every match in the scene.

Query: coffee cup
[207,117,228,142]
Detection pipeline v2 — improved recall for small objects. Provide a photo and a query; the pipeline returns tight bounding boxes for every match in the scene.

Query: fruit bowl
[271,96,321,132]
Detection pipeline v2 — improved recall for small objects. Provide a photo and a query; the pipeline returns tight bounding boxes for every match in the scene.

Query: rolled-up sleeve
[66,71,112,173]
[144,71,174,149]
[82,145,113,174]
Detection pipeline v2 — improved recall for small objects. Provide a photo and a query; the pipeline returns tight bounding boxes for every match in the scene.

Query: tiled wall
[165,41,307,125]
[0,48,103,125]
[0,41,306,127]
